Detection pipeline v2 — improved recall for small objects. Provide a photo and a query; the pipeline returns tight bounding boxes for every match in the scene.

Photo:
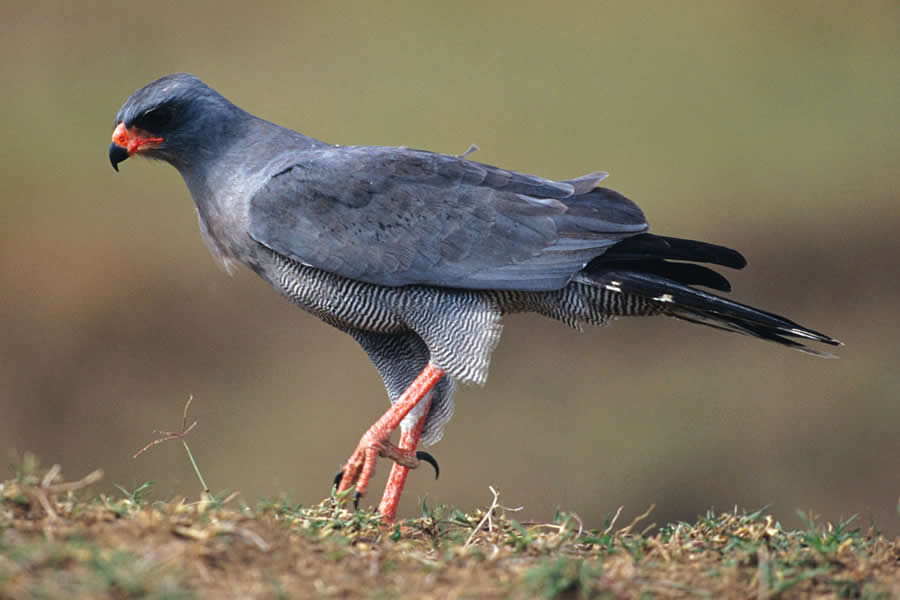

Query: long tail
[583,234,842,357]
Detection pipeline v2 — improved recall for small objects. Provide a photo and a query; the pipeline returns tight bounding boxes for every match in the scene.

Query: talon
[416,451,440,480]
[333,469,344,489]
[353,491,361,511]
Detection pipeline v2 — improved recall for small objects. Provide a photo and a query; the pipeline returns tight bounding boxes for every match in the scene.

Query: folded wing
[249,146,647,290]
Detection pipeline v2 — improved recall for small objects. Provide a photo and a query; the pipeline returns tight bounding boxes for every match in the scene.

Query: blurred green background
[2,2,898,533]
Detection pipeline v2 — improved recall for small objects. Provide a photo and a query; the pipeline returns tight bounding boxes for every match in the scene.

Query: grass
[2,455,898,599]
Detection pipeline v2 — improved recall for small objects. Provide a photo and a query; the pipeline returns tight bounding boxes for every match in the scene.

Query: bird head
[109,73,240,172]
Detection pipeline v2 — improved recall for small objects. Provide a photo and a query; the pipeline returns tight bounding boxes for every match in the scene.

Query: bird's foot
[330,363,445,516]
[381,442,439,478]
[333,437,439,510]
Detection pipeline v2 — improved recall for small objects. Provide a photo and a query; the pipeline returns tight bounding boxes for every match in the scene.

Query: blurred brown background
[2,2,898,533]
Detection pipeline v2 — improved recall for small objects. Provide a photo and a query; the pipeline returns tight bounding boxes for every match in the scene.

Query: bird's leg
[377,396,432,522]
[335,363,444,512]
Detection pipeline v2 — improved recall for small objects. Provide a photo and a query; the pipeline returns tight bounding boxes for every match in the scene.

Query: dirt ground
[2,460,899,599]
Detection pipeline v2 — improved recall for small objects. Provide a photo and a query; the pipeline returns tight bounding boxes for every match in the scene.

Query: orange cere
[111,122,164,155]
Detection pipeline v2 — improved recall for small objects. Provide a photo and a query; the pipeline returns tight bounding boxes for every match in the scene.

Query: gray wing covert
[248,146,647,291]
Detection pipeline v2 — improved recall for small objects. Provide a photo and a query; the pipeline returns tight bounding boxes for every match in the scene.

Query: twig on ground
[18,466,103,531]
[464,486,523,547]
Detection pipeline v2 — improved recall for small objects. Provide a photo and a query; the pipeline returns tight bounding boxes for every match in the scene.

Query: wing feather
[248,146,647,290]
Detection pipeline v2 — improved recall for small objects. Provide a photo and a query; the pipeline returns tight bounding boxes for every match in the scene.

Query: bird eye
[136,106,175,131]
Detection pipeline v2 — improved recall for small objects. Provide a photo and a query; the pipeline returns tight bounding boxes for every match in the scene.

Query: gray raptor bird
[109,73,839,522]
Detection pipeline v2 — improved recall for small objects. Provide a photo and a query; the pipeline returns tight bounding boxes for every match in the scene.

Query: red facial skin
[111,122,164,155]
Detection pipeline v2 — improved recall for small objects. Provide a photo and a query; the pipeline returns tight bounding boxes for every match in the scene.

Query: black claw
[333,469,344,489]
[353,491,361,511]
[416,451,440,480]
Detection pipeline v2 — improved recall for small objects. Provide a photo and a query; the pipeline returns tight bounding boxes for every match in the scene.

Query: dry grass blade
[618,503,655,536]
[603,505,625,535]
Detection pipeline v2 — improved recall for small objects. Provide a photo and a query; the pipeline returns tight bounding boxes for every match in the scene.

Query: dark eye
[136,105,175,131]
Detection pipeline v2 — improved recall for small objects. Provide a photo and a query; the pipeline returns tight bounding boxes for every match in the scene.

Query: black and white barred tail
[579,234,842,357]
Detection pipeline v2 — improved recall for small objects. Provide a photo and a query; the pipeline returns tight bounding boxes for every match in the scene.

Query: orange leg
[377,395,432,522]
[336,363,444,517]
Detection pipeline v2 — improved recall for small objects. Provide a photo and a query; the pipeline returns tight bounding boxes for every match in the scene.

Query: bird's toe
[415,451,440,480]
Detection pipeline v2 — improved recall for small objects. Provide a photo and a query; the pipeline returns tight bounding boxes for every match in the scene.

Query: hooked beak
[109,142,129,171]
[109,122,164,171]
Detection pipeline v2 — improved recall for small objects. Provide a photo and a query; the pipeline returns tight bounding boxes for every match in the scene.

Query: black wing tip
[725,250,748,270]
[587,259,736,292]
[689,241,746,270]
[603,234,748,270]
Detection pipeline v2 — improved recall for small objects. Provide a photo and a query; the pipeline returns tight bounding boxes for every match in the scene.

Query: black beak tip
[109,142,129,172]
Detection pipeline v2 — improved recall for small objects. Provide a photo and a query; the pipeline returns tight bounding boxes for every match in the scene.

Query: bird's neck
[181,116,326,199]
[177,117,329,272]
